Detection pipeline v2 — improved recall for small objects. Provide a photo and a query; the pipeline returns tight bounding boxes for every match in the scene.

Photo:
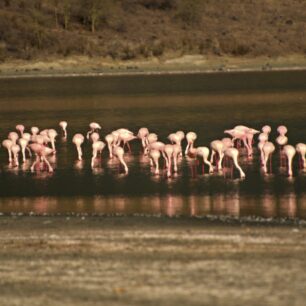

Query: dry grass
[1,0,306,62]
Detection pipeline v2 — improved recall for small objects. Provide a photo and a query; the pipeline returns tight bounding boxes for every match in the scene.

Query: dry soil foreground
[0,217,306,306]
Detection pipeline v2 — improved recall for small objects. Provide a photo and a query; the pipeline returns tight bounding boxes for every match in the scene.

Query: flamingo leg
[42,156,53,172]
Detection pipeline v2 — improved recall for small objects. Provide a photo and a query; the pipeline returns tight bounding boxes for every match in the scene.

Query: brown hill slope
[0,0,306,62]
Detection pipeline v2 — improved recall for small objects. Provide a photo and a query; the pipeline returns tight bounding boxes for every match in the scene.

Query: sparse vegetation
[0,0,306,61]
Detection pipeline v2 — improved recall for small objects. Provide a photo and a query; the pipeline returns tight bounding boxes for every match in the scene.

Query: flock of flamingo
[1,121,305,179]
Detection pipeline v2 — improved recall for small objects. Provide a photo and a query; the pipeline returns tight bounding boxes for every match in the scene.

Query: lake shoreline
[1,54,306,79]
[0,215,305,227]
[1,215,306,306]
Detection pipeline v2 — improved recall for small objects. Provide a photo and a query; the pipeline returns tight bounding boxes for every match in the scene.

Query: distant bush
[175,0,202,25]
[136,0,176,10]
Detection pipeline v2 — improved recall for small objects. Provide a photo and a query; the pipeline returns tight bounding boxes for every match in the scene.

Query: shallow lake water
[0,71,305,218]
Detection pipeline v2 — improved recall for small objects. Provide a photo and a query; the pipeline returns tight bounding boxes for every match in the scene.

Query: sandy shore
[1,216,306,306]
[0,54,306,78]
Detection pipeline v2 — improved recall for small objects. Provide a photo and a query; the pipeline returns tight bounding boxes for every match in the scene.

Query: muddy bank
[1,216,306,306]
[0,54,306,78]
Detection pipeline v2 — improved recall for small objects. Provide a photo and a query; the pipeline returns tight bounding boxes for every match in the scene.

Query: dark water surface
[0,71,305,218]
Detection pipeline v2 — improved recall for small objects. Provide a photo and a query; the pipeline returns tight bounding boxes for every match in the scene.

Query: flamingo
[149,149,161,174]
[91,141,106,168]
[172,144,182,173]
[245,129,260,156]
[8,131,19,144]
[258,133,269,165]
[117,132,137,153]
[167,133,180,144]
[296,143,306,169]
[195,147,213,173]
[262,125,272,135]
[16,124,25,137]
[137,127,149,149]
[2,139,13,163]
[59,121,68,138]
[164,144,174,177]
[283,145,296,177]
[221,138,233,149]
[262,142,275,174]
[19,137,31,162]
[87,122,101,139]
[147,133,158,144]
[105,134,115,158]
[29,143,54,172]
[72,133,85,160]
[145,141,168,167]
[113,146,128,174]
[210,140,224,170]
[90,132,100,143]
[224,148,246,179]
[277,125,288,136]
[276,135,288,167]
[48,129,57,153]
[185,132,197,156]
[31,126,39,136]
[11,144,20,166]
[224,128,249,150]
[176,131,185,144]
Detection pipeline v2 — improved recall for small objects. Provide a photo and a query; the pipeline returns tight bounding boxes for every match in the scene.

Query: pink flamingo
[195,147,213,173]
[185,132,197,156]
[172,144,182,173]
[164,144,174,177]
[296,143,306,169]
[224,148,246,178]
[176,131,185,143]
[262,142,275,174]
[90,132,100,143]
[113,146,129,174]
[277,125,288,136]
[31,126,39,136]
[29,143,54,172]
[168,133,180,145]
[262,125,272,135]
[210,140,224,170]
[258,133,269,165]
[118,132,137,153]
[149,149,161,174]
[105,134,115,158]
[59,121,68,138]
[147,133,158,144]
[19,136,32,163]
[91,141,106,168]
[11,144,20,166]
[16,124,25,137]
[2,139,13,163]
[145,141,168,167]
[72,134,85,160]
[137,127,149,149]
[276,135,288,167]
[8,131,19,144]
[245,129,260,156]
[283,145,296,177]
[48,129,58,153]
[224,128,249,150]
[87,122,101,139]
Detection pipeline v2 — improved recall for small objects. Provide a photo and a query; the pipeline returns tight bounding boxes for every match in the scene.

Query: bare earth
[0,216,306,306]
[1,54,306,78]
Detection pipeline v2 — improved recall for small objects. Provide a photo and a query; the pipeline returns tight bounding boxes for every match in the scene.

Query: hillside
[0,0,306,63]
